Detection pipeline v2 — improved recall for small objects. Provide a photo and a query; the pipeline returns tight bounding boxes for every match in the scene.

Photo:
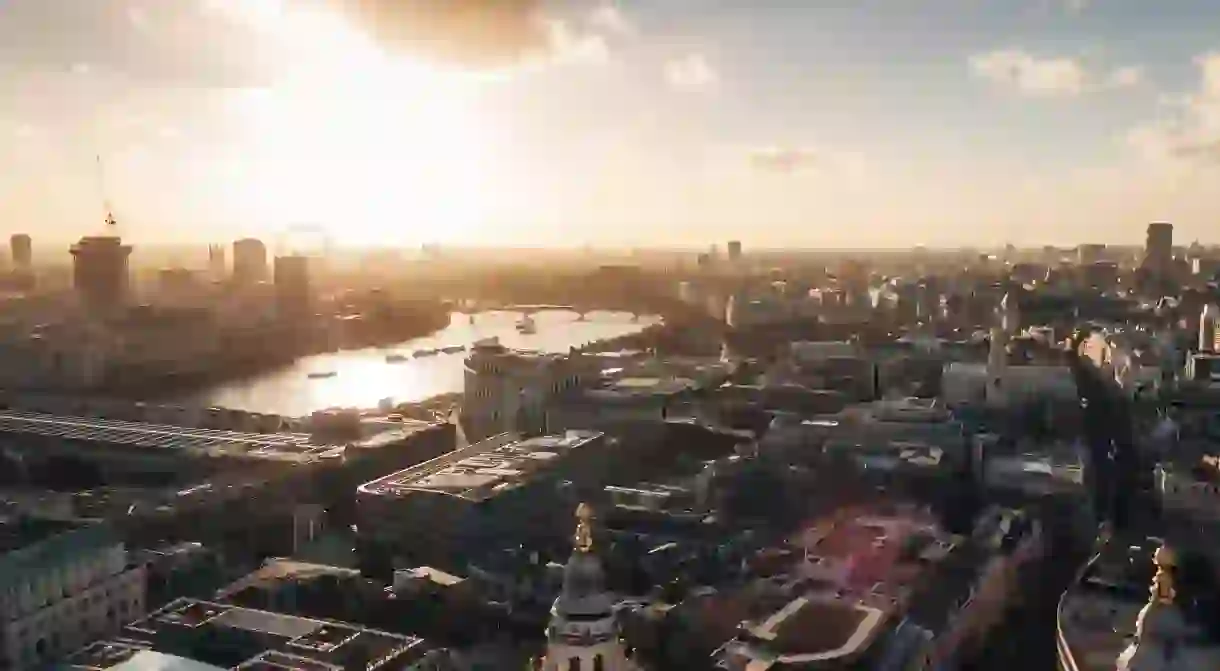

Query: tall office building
[1144,222,1174,276]
[10,233,31,270]
[727,240,743,263]
[232,238,268,285]
[273,254,311,320]
[70,214,132,314]
[207,243,226,280]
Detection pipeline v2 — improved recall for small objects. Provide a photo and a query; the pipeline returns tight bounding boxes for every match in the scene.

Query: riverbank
[174,310,661,416]
[103,308,451,400]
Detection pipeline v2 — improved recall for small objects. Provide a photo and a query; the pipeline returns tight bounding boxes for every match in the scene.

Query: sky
[2,0,1220,249]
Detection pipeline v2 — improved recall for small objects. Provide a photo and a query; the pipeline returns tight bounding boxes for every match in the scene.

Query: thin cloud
[0,0,281,88]
[588,5,634,36]
[1127,53,1220,166]
[970,49,1143,97]
[665,54,719,92]
[1064,0,1089,14]
[751,147,819,173]
[335,0,549,68]
[333,0,632,69]
[1106,65,1145,89]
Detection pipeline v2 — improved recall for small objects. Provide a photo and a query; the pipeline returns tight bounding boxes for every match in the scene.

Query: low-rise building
[63,597,446,670]
[357,431,612,572]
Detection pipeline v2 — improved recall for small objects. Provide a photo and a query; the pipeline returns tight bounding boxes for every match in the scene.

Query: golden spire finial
[574,503,594,553]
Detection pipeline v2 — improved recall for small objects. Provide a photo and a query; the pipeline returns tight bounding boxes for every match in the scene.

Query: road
[964,516,1088,671]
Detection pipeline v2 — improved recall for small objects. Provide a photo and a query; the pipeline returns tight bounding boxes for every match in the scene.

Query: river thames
[175,310,660,417]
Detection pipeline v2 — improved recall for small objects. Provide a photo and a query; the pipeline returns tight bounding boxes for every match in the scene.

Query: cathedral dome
[554,550,614,618]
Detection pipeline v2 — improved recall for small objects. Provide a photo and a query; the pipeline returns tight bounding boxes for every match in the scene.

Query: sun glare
[223,5,494,247]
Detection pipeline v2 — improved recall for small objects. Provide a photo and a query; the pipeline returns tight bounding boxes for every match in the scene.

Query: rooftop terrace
[358,430,603,501]
[720,503,961,669]
[65,598,431,670]
[0,410,336,463]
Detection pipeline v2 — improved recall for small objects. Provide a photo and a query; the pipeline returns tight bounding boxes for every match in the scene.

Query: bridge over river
[457,301,645,320]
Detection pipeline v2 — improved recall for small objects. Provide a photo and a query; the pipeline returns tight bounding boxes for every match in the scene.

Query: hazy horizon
[3,0,1220,248]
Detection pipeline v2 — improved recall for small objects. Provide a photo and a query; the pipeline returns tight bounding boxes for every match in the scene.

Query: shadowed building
[232,238,268,285]
[10,233,31,270]
[70,214,132,314]
[273,254,312,321]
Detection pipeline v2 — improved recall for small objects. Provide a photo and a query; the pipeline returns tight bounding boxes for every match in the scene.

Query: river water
[176,310,660,417]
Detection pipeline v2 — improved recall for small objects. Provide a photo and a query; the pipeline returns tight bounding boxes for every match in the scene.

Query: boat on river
[385,353,408,363]
[307,371,337,379]
[414,349,438,358]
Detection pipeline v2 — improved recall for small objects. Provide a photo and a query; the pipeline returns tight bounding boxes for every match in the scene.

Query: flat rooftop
[359,430,603,501]
[0,516,86,554]
[0,410,336,463]
[65,598,432,670]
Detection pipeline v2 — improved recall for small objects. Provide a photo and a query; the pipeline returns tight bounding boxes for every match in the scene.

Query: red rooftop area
[716,502,959,669]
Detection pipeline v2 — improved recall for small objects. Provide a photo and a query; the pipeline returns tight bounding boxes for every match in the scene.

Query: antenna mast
[95,154,116,229]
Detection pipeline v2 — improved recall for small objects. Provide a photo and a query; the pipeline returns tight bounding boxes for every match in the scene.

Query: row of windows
[564,654,606,671]
[5,594,140,668]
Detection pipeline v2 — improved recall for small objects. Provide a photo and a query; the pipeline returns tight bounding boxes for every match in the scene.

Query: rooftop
[598,376,696,397]
[0,409,337,463]
[65,598,433,671]
[718,503,961,668]
[215,559,361,601]
[0,516,86,554]
[358,430,604,501]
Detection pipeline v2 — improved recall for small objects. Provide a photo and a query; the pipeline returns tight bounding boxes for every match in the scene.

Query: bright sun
[220,5,493,247]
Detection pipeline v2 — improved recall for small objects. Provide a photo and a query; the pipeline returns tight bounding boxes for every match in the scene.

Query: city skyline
[3,0,1220,248]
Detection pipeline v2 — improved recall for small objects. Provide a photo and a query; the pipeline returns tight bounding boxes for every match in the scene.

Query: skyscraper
[232,238,268,285]
[727,240,743,262]
[70,214,132,314]
[1143,222,1173,277]
[10,234,31,270]
[207,244,226,280]
[273,254,311,320]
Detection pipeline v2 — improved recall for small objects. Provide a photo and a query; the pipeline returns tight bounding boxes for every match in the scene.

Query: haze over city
[2,0,1220,248]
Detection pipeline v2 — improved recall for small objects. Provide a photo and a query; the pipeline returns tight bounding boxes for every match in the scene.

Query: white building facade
[0,520,145,669]
[463,339,595,440]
